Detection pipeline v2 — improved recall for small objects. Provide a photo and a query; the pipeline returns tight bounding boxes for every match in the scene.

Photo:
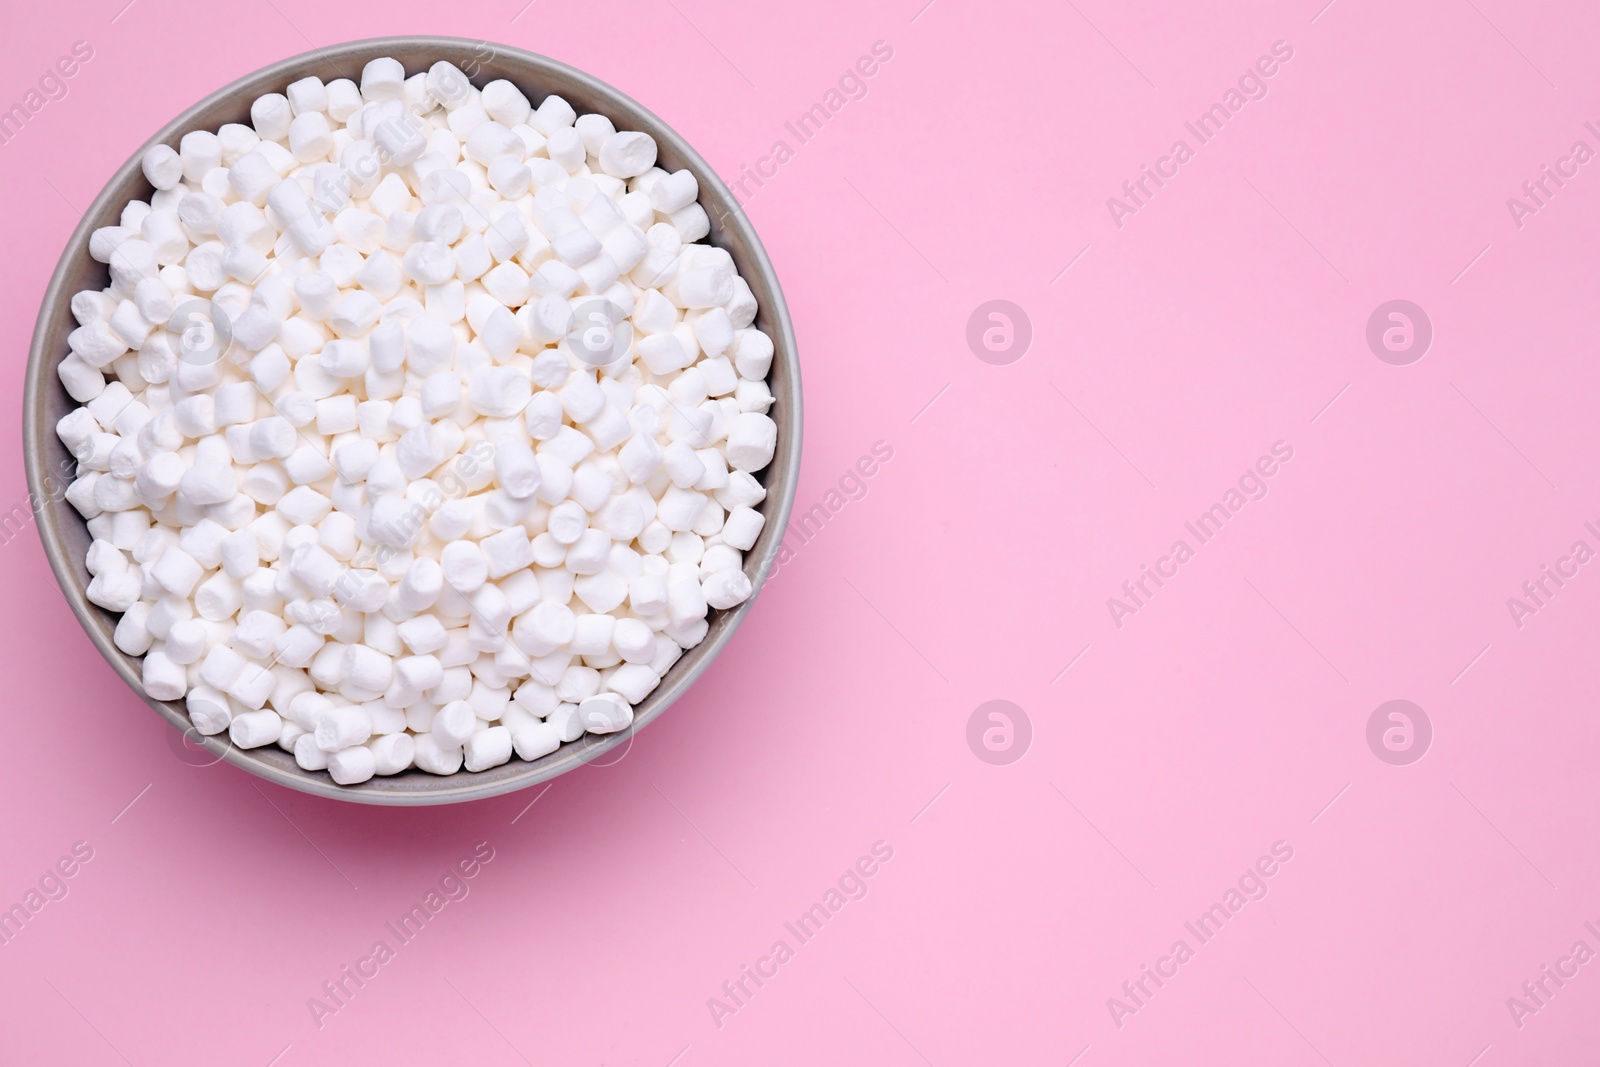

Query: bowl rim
[23,35,801,805]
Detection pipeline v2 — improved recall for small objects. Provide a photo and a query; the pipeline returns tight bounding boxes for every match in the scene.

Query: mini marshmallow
[315,702,373,752]
[599,131,657,178]
[726,412,778,472]
[413,732,463,775]
[360,57,406,101]
[405,314,456,373]
[396,615,448,655]
[286,76,328,115]
[674,266,734,309]
[512,601,574,657]
[463,725,513,771]
[613,618,655,663]
[250,93,292,140]
[720,506,765,550]
[481,527,534,579]
[441,540,488,593]
[342,644,393,693]
[186,685,234,735]
[328,291,381,337]
[402,241,457,286]
[289,111,332,162]
[512,721,561,761]
[370,731,415,775]
[546,500,587,545]
[328,745,376,784]
[432,700,477,748]
[650,169,699,214]
[578,692,632,733]
[703,568,753,610]
[151,545,204,597]
[142,144,184,190]
[468,365,531,418]
[481,81,532,126]
[180,131,223,183]
[230,709,283,749]
[396,556,444,613]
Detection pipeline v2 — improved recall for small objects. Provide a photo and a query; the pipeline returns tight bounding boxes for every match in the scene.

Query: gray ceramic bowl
[23,36,800,805]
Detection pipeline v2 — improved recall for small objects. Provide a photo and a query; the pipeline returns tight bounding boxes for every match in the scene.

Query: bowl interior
[24,36,800,805]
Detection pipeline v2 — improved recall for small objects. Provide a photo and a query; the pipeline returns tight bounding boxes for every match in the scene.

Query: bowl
[23,36,801,805]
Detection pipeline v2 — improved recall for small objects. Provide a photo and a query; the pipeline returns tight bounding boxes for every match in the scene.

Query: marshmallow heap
[55,57,779,785]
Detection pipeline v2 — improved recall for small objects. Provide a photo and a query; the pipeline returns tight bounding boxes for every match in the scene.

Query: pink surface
[2,0,1598,1063]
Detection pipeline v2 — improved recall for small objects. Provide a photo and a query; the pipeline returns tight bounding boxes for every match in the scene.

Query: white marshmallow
[512,721,561,761]
[360,57,406,102]
[370,731,415,775]
[432,700,477,748]
[726,412,778,472]
[413,732,463,775]
[315,702,373,752]
[463,725,513,771]
[186,685,234,735]
[703,568,753,610]
[598,131,657,178]
[579,692,632,733]
[328,744,376,784]
[230,709,282,748]
[441,540,488,592]
[142,144,185,192]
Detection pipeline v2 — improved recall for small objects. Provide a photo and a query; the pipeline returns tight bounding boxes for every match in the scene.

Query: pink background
[3,0,1599,1063]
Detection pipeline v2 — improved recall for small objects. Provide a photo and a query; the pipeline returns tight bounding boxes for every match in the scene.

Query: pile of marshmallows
[55,57,779,785]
